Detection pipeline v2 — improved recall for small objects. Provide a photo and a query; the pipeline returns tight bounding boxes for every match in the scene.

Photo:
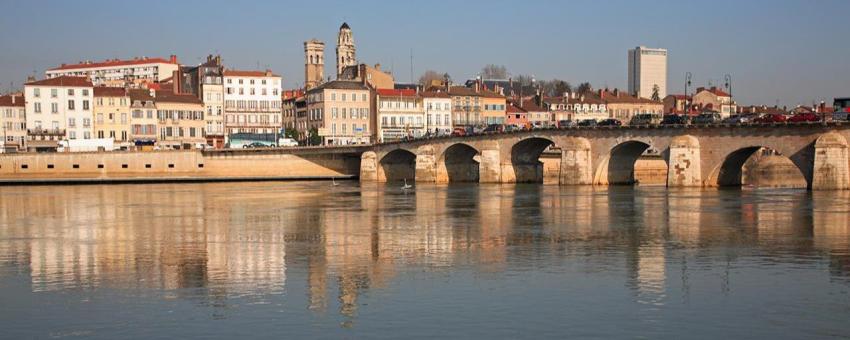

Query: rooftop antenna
[410,48,414,85]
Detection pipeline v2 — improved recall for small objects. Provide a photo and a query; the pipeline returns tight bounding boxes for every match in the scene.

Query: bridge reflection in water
[0,182,849,336]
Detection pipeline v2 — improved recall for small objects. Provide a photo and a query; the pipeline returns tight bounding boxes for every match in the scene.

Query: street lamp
[724,74,733,115]
[685,72,692,114]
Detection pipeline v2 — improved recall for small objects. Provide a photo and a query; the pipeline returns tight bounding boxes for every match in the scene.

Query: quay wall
[0,150,361,184]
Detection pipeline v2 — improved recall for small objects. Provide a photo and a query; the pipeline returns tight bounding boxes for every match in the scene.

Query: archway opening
[718,147,807,188]
[380,149,416,182]
[607,141,661,185]
[444,143,480,182]
[511,137,556,183]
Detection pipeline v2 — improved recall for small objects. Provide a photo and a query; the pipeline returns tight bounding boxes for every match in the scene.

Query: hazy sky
[1,0,847,106]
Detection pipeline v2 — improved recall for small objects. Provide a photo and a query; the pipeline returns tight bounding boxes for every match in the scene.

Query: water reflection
[1,183,850,335]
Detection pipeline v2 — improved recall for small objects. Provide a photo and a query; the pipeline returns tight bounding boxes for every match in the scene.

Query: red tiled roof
[507,103,526,113]
[377,89,416,97]
[420,91,450,98]
[155,91,202,105]
[0,94,24,107]
[48,56,178,71]
[224,70,279,77]
[697,87,730,97]
[25,76,93,87]
[93,86,126,97]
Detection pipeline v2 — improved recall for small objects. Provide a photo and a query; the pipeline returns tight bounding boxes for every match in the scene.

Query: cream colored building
[0,93,26,152]
[93,87,131,148]
[692,87,737,118]
[306,80,371,145]
[128,89,158,146]
[628,46,667,99]
[46,56,179,88]
[223,70,282,141]
[376,89,424,142]
[155,91,206,149]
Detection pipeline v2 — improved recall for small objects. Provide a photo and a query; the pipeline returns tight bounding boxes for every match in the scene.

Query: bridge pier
[360,151,380,182]
[559,137,593,185]
[667,135,702,187]
[415,146,437,183]
[479,147,503,183]
[813,132,850,190]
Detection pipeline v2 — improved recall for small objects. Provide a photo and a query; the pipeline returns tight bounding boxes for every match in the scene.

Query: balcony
[27,128,66,136]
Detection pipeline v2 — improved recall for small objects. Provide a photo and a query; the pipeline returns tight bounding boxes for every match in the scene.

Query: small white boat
[402,178,413,190]
[332,177,340,186]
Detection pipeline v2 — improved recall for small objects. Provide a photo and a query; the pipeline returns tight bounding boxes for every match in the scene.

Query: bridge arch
[440,143,480,183]
[379,148,417,182]
[597,140,667,185]
[712,146,809,187]
[510,136,557,183]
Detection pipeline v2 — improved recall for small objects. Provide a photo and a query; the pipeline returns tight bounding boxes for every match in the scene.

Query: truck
[57,138,115,152]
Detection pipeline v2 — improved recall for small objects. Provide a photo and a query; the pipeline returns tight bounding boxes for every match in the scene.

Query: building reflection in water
[2,182,850,324]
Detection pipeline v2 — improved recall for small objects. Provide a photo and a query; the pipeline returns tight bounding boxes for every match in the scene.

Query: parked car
[278,138,299,147]
[243,142,271,148]
[577,119,598,127]
[483,124,504,133]
[722,114,756,124]
[661,114,690,125]
[504,125,522,132]
[598,118,622,127]
[451,127,467,137]
[629,113,661,126]
[833,111,849,121]
[558,120,576,128]
[788,112,821,123]
[754,113,787,124]
[692,112,722,125]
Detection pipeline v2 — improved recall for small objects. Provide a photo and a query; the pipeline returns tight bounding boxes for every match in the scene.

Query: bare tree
[418,70,444,87]
[576,82,593,94]
[480,64,508,79]
[539,79,572,97]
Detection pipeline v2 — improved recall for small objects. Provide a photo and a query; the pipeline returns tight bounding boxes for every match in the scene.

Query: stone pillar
[667,135,702,187]
[359,151,380,182]
[415,145,437,183]
[479,147,503,183]
[560,137,592,185]
[813,132,850,190]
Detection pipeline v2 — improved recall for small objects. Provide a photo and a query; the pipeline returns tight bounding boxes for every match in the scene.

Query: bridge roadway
[362,122,850,190]
[1,122,848,189]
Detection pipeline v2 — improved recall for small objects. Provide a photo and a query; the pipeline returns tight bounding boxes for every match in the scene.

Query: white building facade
[46,56,180,88]
[628,46,667,100]
[24,76,95,150]
[422,92,452,136]
[376,89,425,142]
[0,94,27,152]
[223,70,282,141]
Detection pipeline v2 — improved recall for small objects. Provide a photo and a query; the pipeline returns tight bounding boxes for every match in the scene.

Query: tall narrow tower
[336,22,356,78]
[305,39,325,90]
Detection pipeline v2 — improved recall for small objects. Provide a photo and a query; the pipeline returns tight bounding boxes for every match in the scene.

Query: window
[68,89,74,96]
[342,93,347,101]
[68,100,75,110]
[68,118,76,127]
[83,118,90,127]
[362,94,367,101]
[51,89,58,98]
[82,89,89,96]
[34,102,41,113]
[34,88,40,97]
[82,100,89,110]
[96,113,104,123]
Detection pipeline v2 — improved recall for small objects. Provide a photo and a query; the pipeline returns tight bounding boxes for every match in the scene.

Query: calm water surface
[0,182,849,339]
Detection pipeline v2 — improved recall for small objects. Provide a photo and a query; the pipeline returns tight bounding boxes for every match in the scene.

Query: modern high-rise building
[628,46,667,100]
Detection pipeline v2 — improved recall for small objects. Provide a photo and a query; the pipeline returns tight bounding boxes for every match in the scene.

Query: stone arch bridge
[359,123,850,190]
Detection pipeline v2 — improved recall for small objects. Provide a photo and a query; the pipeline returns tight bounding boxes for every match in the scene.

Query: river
[0,182,848,339]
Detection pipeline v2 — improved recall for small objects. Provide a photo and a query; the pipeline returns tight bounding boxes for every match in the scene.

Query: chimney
[11,95,16,104]
[374,63,381,71]
[475,80,481,93]
[613,88,620,97]
[169,55,177,63]
[598,89,604,99]
[172,70,180,94]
